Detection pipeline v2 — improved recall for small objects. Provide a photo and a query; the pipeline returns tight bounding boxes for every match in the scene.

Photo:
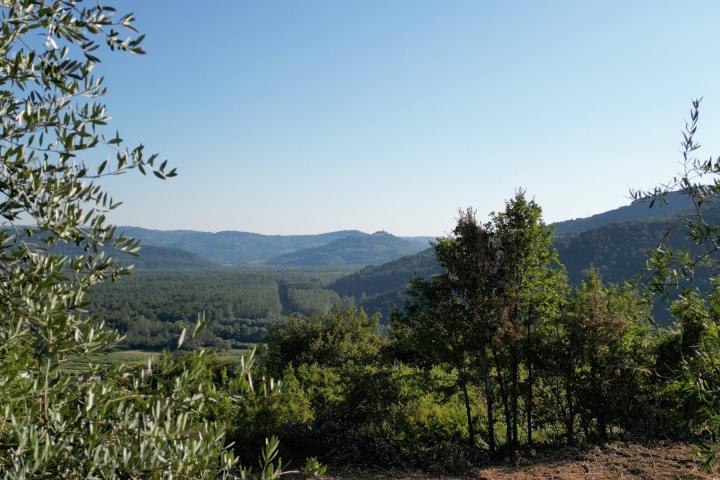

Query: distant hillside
[263,231,428,267]
[331,200,713,322]
[108,192,695,270]
[551,191,693,236]
[120,227,368,265]
[401,236,436,247]
[119,245,216,270]
[49,242,216,270]
[329,248,440,298]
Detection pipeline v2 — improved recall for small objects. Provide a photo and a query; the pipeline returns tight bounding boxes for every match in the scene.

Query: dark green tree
[393,208,501,452]
[490,191,566,450]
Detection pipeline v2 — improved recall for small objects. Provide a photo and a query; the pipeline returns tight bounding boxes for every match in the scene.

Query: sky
[98,0,720,236]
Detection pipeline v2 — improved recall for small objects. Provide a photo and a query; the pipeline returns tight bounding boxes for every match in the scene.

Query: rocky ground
[330,442,717,480]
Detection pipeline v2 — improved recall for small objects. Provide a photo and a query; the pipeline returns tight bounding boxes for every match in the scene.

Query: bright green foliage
[650,289,720,464]
[88,270,347,350]
[489,192,567,450]
[394,196,568,455]
[246,305,473,470]
[265,303,385,376]
[234,189,720,470]
[393,209,499,452]
[539,270,653,443]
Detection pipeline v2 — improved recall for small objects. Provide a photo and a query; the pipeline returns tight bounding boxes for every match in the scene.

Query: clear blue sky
[100,0,720,236]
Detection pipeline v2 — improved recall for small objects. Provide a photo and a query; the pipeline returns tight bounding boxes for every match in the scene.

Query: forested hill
[552,191,693,236]
[262,231,428,267]
[39,239,216,270]
[114,194,690,269]
[329,247,440,298]
[118,227,431,267]
[119,227,368,265]
[330,200,708,320]
[118,245,217,270]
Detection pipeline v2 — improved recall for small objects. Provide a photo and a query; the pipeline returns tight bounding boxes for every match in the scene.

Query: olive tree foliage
[633,98,720,467]
[632,98,720,292]
[0,2,280,478]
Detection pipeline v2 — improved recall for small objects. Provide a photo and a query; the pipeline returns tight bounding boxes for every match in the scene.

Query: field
[66,347,250,371]
[332,442,716,480]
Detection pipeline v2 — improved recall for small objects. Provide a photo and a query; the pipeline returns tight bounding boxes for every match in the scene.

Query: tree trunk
[493,347,512,450]
[511,344,519,451]
[526,356,533,446]
[565,382,575,446]
[482,354,497,455]
[460,375,475,448]
[526,317,534,447]
[486,378,496,455]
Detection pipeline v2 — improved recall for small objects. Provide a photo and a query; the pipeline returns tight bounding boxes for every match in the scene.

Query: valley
[93,193,706,349]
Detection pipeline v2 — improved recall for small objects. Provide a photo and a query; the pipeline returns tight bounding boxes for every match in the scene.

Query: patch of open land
[330,442,717,480]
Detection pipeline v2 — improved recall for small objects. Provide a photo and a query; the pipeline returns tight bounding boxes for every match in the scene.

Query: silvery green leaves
[633,100,720,470]
[1,351,240,479]
[631,99,720,295]
[0,2,282,478]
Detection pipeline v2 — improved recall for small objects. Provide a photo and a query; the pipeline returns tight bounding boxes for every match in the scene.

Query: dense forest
[89,269,349,349]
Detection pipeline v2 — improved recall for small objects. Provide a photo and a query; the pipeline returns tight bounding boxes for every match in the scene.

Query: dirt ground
[330,442,718,480]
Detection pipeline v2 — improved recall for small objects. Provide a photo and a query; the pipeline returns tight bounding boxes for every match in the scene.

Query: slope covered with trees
[89,269,347,350]
[120,227,431,267]
[330,206,712,322]
[121,226,368,265]
[262,231,428,267]
[552,190,694,236]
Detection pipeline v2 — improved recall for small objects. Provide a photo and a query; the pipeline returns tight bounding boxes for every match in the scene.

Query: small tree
[393,208,502,452]
[490,191,565,451]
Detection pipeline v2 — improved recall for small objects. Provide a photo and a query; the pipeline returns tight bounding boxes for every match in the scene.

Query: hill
[116,245,217,270]
[552,191,693,236]
[328,247,440,298]
[118,227,432,267]
[263,231,428,267]
[32,238,216,270]
[331,198,710,321]
[119,227,368,265]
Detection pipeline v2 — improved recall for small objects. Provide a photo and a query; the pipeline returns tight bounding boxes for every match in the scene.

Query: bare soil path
[329,442,717,480]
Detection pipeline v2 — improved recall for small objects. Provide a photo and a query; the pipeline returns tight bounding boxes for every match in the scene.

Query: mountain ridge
[262,231,428,267]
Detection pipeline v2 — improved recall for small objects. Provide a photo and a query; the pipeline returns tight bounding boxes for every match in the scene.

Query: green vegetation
[65,348,250,373]
[2,0,719,476]
[234,186,718,471]
[551,190,694,237]
[88,269,350,350]
[329,202,715,323]
[0,3,302,477]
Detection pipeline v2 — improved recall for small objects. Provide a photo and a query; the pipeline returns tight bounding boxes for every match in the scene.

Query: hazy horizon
[99,1,720,236]
[117,191,645,238]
